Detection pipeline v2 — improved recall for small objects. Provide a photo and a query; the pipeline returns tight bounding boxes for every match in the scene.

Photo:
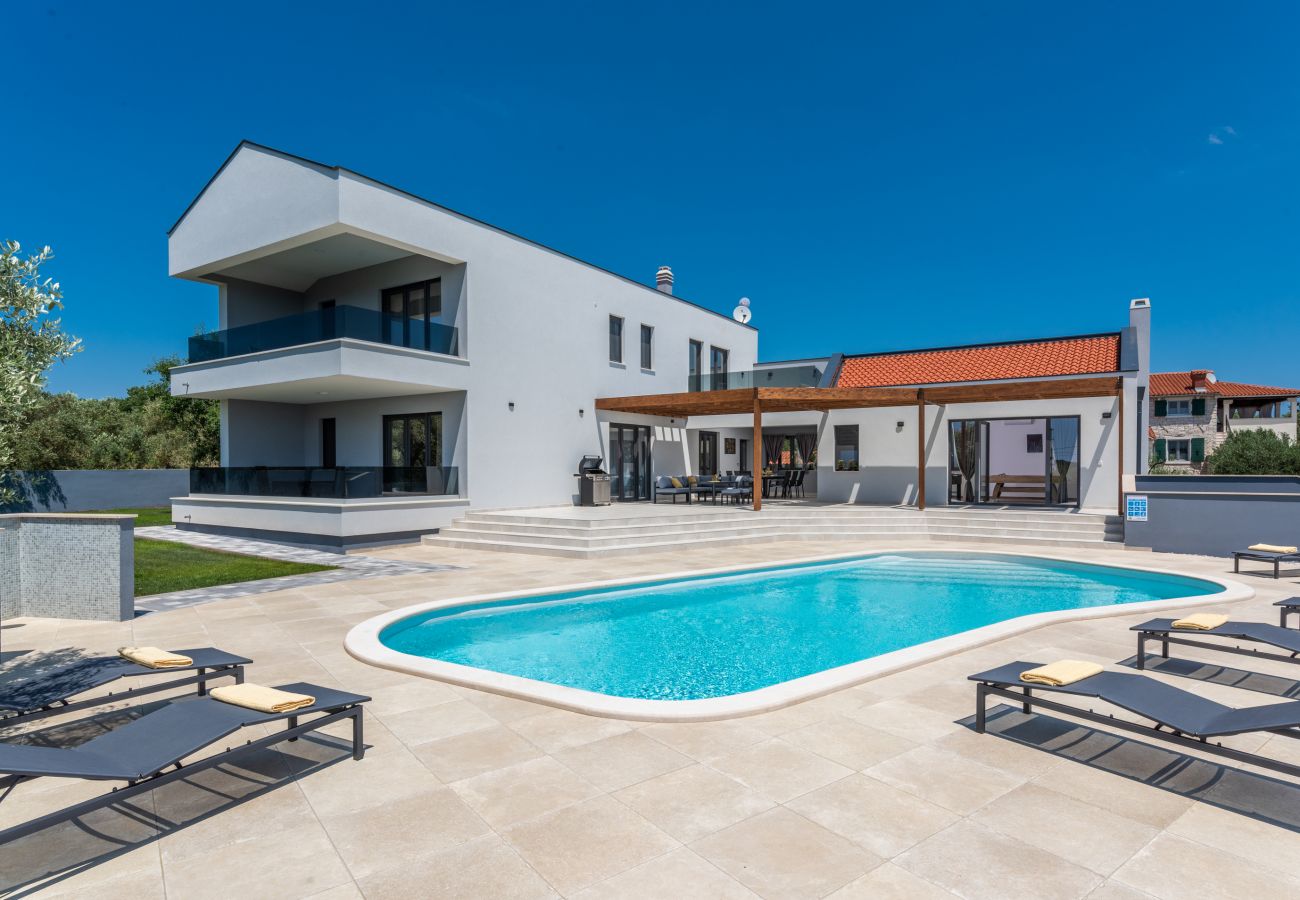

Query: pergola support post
[753,394,762,511]
[1117,386,1125,516]
[917,389,926,510]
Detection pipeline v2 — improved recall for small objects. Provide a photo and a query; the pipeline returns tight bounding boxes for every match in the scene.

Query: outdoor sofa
[653,476,692,503]
[970,661,1300,780]
[0,647,250,727]
[0,680,369,844]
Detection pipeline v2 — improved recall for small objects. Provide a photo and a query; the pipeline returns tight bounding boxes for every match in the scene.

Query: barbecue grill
[574,455,611,506]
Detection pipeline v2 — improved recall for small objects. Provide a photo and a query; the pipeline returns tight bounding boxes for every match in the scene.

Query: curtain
[762,435,783,471]
[795,433,815,469]
[953,422,979,502]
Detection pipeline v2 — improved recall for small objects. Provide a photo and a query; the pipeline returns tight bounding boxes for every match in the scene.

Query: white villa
[168,142,1150,547]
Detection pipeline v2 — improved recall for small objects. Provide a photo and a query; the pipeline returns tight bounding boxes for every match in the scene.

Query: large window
[1165,399,1192,417]
[382,279,442,351]
[834,425,859,471]
[383,412,442,492]
[709,345,729,390]
[640,324,654,370]
[609,315,624,363]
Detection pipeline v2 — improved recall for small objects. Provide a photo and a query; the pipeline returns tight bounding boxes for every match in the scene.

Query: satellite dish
[733,297,752,323]
[1205,372,1217,384]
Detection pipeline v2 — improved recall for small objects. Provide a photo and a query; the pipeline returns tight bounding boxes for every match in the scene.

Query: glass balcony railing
[189,466,460,499]
[688,365,824,392]
[187,305,460,364]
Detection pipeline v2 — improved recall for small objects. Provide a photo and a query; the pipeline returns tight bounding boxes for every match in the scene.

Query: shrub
[1203,429,1300,475]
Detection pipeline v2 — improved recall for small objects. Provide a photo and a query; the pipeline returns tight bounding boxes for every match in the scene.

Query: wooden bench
[988,473,1047,502]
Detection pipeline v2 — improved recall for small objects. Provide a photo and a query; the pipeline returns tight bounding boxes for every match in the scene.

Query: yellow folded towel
[1019,660,1103,687]
[669,476,684,488]
[1172,613,1228,631]
[119,646,193,669]
[210,683,316,714]
[1248,543,1298,554]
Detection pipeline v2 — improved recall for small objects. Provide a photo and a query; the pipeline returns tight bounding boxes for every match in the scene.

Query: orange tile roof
[1149,371,1300,398]
[835,334,1121,388]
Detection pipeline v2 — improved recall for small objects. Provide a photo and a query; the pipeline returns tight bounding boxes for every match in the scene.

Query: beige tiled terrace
[3,539,1300,898]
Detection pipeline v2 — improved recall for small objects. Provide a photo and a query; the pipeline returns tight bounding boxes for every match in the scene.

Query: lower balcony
[189,466,460,499]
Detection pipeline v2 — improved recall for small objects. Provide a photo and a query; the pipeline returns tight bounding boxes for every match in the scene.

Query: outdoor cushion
[1171,613,1227,630]
[1249,543,1298,554]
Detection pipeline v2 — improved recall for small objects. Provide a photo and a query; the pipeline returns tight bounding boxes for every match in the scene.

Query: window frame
[609,315,624,364]
[640,324,654,371]
[1165,438,1192,462]
[709,345,729,390]
[833,424,860,471]
[1165,398,1192,417]
[381,279,442,350]
[688,339,703,388]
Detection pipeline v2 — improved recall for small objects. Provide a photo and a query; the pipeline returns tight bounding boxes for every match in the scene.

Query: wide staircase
[423,505,1125,558]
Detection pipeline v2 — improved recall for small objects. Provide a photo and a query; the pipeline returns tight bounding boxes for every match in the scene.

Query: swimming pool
[348,550,1244,720]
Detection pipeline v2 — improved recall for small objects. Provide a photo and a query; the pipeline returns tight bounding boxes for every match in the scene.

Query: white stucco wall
[171,144,758,513]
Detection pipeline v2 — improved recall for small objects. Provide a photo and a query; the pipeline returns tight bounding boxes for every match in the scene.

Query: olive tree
[0,241,81,500]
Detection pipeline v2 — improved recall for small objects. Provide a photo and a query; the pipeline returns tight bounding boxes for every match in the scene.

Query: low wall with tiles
[0,515,134,621]
[1124,475,1300,558]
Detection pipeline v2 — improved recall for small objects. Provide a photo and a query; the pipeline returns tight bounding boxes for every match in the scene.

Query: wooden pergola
[595,376,1126,512]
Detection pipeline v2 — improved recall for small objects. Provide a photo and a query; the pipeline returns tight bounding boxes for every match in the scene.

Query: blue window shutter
[1153,439,1167,461]
[1191,397,1206,417]
[1154,399,1167,417]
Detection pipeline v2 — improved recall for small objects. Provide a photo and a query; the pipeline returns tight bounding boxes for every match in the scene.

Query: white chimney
[655,266,674,295]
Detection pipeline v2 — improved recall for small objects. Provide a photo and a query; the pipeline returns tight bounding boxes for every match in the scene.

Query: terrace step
[427,504,1123,557]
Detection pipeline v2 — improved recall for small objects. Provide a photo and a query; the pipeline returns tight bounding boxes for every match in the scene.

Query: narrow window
[834,424,860,471]
[1165,439,1191,462]
[321,418,336,468]
[709,345,729,390]
[609,315,623,363]
[640,324,654,370]
[688,339,703,390]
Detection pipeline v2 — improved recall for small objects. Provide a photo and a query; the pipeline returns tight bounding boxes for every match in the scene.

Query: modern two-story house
[1149,369,1300,470]
[169,142,1150,547]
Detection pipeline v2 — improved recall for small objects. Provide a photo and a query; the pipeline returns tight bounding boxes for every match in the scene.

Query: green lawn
[95,506,173,527]
[134,538,337,597]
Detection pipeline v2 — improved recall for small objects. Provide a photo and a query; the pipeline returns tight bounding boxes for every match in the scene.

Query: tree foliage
[0,241,81,493]
[1203,429,1300,475]
[11,356,219,470]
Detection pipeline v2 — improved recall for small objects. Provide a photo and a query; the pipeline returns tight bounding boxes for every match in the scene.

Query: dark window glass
[834,424,859,471]
[709,346,729,390]
[381,279,442,350]
[640,325,653,369]
[609,316,623,363]
[689,340,702,377]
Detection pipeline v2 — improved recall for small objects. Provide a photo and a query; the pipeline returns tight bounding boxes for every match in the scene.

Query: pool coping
[343,548,1254,722]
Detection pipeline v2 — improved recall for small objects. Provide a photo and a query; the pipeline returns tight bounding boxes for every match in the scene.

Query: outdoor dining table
[761,473,786,498]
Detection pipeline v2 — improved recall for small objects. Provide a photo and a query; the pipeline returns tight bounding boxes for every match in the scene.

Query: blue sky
[6,1,1299,397]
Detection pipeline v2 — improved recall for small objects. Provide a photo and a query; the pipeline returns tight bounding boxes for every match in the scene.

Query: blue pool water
[379,552,1222,701]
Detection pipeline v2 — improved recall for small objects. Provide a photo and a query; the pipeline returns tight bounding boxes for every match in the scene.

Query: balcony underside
[171,339,469,402]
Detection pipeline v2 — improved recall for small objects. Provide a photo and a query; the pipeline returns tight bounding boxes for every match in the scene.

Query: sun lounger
[1232,548,1300,578]
[1276,596,1300,628]
[969,661,1300,780]
[0,647,251,727]
[1132,618,1300,670]
[0,681,368,844]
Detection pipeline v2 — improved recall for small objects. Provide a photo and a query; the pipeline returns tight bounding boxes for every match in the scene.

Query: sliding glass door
[383,412,442,493]
[610,424,652,501]
[947,416,1080,507]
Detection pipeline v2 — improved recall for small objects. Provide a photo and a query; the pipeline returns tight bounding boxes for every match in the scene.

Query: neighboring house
[1149,370,1300,471]
[168,142,1150,546]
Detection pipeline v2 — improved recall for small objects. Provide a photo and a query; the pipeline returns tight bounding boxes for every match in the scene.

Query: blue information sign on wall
[1126,495,1148,522]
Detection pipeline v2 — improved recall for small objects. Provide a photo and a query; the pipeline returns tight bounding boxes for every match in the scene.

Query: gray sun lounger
[1276,596,1300,628]
[0,681,368,844]
[1133,618,1300,670]
[1232,548,1300,578]
[0,648,250,727]
[970,661,1300,780]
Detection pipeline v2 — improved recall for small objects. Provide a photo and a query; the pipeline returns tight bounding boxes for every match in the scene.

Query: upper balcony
[688,364,824,392]
[171,305,469,403]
